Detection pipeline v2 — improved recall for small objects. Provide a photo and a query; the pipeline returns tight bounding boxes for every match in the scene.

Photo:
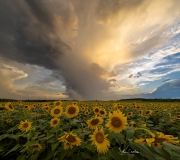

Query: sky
[0,0,180,100]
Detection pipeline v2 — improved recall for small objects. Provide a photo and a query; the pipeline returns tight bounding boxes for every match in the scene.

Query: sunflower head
[65,105,79,118]
[106,110,127,133]
[50,117,60,127]
[50,106,63,117]
[86,116,103,129]
[58,132,82,150]
[127,112,133,117]
[54,101,62,107]
[99,108,107,117]
[18,120,32,132]
[93,106,100,115]
[5,103,14,111]
[89,127,110,154]
[145,110,152,115]
[26,143,42,152]
[42,106,50,112]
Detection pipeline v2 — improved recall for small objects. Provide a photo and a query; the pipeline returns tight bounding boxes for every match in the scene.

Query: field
[0,100,180,160]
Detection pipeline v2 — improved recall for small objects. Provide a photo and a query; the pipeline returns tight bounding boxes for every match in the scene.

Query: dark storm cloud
[0,0,72,70]
[58,54,110,100]
[91,63,108,76]
[171,79,180,87]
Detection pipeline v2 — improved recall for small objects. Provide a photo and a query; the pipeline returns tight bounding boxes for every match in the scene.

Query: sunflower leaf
[4,144,21,156]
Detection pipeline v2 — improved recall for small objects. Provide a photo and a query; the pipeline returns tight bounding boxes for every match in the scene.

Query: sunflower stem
[124,144,129,152]
[81,123,83,133]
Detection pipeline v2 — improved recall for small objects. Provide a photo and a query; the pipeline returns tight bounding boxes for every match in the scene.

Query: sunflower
[85,110,90,115]
[50,106,63,117]
[141,123,146,127]
[89,127,110,154]
[50,117,60,127]
[6,118,12,123]
[106,110,127,133]
[127,112,133,117]
[93,106,100,115]
[99,108,107,117]
[65,105,79,118]
[5,102,14,111]
[54,100,62,107]
[86,116,103,129]
[128,121,135,127]
[58,132,82,150]
[42,105,50,112]
[154,132,179,144]
[18,120,32,132]
[26,143,42,152]
[138,110,143,116]
[144,110,152,115]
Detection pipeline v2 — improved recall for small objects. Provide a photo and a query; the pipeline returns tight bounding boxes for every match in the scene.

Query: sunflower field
[0,100,180,160]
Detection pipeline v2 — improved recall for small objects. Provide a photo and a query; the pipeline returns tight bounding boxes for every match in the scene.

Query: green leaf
[4,144,21,156]
[25,140,37,146]
[51,142,59,152]
[6,126,17,133]
[129,142,156,160]
[162,142,180,152]
[81,152,91,159]
[59,148,68,160]
[86,143,96,153]
[162,142,180,160]
[0,134,8,141]
[108,148,121,160]
[16,154,26,160]
[126,127,135,139]
[42,134,54,140]
[67,146,78,157]
[149,147,171,160]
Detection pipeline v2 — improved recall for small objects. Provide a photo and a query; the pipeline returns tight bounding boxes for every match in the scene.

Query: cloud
[0,0,180,100]
[0,60,27,99]
[162,78,171,82]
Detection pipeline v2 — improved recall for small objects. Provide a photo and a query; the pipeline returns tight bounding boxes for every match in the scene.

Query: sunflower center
[95,108,99,112]
[54,109,60,114]
[23,123,29,128]
[66,135,76,143]
[68,107,76,114]
[56,102,60,106]
[91,119,99,125]
[154,143,158,147]
[154,138,166,143]
[9,105,13,109]
[95,132,104,143]
[32,145,39,148]
[53,120,58,124]
[111,117,122,128]
[146,111,150,114]
[100,110,104,114]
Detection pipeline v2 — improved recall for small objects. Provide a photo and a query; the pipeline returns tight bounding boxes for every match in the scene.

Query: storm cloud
[0,0,180,100]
